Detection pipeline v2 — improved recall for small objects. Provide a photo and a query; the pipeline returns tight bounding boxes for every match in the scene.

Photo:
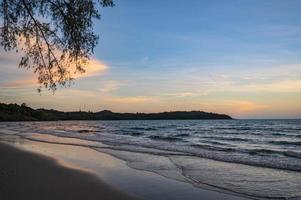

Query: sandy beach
[0,142,137,200]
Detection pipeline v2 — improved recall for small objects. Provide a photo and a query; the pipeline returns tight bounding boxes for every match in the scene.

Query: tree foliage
[0,0,114,91]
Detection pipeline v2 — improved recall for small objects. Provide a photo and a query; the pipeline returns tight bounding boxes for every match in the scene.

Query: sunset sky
[0,0,301,119]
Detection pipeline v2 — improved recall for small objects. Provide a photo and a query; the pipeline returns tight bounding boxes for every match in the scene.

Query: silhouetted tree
[0,0,114,91]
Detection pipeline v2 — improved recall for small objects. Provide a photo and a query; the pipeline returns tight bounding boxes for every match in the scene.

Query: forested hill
[0,103,232,121]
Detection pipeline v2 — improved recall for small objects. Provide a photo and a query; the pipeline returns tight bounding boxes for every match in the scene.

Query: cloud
[0,52,108,89]
[99,81,124,93]
[74,58,108,79]
[103,95,150,104]
[162,92,208,98]
[0,77,37,89]
[177,63,301,95]
[216,64,301,93]
[233,80,301,93]
[233,101,268,112]
[198,100,269,118]
[0,35,108,89]
[53,89,99,97]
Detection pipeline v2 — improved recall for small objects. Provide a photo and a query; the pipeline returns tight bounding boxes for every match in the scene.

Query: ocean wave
[122,131,144,136]
[271,132,291,137]
[174,133,190,137]
[190,143,235,152]
[3,119,301,173]
[215,127,252,131]
[110,129,144,136]
[78,129,96,133]
[269,140,301,146]
[190,143,301,160]
[201,136,251,142]
[148,135,182,141]
[130,127,157,131]
[176,128,192,131]
[236,148,301,159]
[200,140,232,146]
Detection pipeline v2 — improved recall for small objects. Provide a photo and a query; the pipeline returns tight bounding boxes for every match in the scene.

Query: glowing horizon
[1,0,301,119]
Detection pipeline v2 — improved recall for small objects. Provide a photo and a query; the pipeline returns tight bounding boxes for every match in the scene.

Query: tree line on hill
[0,103,232,121]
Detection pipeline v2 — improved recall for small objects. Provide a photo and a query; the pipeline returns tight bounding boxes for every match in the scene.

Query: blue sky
[0,0,301,118]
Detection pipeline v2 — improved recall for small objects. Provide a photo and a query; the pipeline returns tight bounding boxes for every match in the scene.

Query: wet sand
[0,142,137,200]
[0,133,251,200]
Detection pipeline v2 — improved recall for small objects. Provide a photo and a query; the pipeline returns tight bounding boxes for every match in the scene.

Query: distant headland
[0,103,232,121]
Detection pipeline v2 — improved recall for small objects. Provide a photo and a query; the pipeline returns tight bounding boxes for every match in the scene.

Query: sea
[1,119,300,199]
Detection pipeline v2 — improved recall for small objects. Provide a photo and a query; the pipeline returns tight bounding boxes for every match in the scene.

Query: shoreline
[0,134,251,200]
[0,142,138,200]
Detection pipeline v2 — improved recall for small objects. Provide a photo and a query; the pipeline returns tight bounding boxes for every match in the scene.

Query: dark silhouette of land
[0,103,232,121]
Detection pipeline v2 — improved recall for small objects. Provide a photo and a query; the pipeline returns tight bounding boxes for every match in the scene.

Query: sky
[0,0,301,119]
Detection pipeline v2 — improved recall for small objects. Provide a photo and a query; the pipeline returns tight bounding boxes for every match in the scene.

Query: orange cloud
[0,77,37,88]
[0,36,108,88]
[0,57,108,88]
[73,58,108,79]
[104,96,150,104]
[234,100,268,112]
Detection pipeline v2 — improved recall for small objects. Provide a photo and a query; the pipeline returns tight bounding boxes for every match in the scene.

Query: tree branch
[21,0,63,75]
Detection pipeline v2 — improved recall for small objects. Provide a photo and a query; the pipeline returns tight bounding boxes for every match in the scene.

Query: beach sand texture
[0,142,137,200]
